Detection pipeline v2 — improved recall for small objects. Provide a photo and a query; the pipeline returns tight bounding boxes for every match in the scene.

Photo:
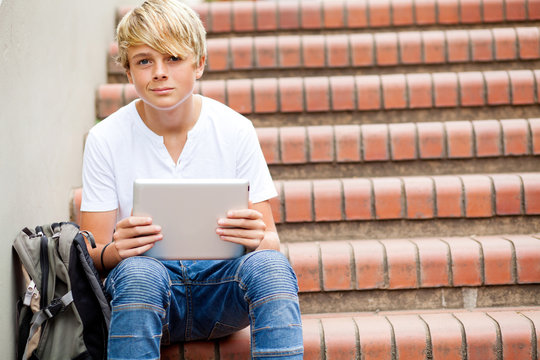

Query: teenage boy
[79,0,303,359]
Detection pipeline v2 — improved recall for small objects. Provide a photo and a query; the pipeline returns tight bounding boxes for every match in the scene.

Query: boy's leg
[177,250,303,359]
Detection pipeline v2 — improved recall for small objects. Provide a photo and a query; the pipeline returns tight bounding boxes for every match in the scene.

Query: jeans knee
[106,256,171,308]
[240,250,299,300]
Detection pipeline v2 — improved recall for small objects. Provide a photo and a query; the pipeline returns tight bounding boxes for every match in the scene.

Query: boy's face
[125,44,205,111]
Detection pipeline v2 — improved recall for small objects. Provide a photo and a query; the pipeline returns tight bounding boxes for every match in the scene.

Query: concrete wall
[0,0,143,356]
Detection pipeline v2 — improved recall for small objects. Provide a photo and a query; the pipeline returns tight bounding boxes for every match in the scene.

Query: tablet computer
[132,178,249,260]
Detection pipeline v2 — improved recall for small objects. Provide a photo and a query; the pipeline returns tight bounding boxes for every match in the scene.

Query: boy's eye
[138,59,150,65]
[170,56,181,62]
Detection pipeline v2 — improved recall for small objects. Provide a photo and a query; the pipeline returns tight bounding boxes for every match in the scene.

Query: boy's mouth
[151,87,174,94]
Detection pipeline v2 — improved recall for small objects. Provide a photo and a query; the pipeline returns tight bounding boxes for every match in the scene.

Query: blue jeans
[104,250,303,359]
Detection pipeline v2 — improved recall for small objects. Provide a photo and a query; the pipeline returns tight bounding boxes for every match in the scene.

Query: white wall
[0,0,143,356]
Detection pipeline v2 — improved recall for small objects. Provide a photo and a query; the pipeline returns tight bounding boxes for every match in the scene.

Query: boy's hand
[112,216,163,259]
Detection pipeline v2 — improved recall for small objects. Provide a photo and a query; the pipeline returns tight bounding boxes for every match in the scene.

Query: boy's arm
[217,200,280,251]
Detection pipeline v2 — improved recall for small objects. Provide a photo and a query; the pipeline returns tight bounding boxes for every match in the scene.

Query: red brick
[277,2,300,29]
[183,341,215,360]
[398,31,422,64]
[97,84,123,119]
[501,118,529,155]
[193,4,209,31]
[256,127,279,164]
[253,78,278,114]
[323,1,345,28]
[473,119,502,157]
[254,36,277,68]
[232,1,254,32]
[391,0,414,25]
[433,72,458,107]
[230,37,253,70]
[453,312,498,360]
[302,35,325,68]
[407,73,433,108]
[521,173,540,214]
[351,240,385,288]
[389,123,417,160]
[280,126,307,164]
[369,0,391,27]
[254,1,277,31]
[321,318,358,358]
[335,125,361,161]
[373,177,403,220]
[300,1,322,29]
[345,0,368,28]
[161,344,181,360]
[470,29,494,61]
[530,118,540,154]
[437,0,459,24]
[388,315,428,359]
[219,327,250,359]
[354,315,393,359]
[483,0,504,22]
[200,80,226,104]
[278,36,301,68]
[356,75,382,110]
[308,125,334,162]
[414,0,437,24]
[444,237,482,285]
[530,0,540,19]
[491,174,523,215]
[446,121,474,158]
[506,0,527,20]
[446,29,470,62]
[375,32,399,66]
[517,27,540,59]
[404,177,434,219]
[411,238,450,287]
[505,235,540,282]
[226,79,252,114]
[210,2,232,33]
[484,71,510,105]
[283,180,312,222]
[462,175,494,217]
[124,84,138,104]
[488,311,534,360]
[460,0,482,23]
[342,178,373,220]
[433,176,463,217]
[493,28,517,60]
[474,235,514,284]
[302,318,323,359]
[509,70,535,104]
[320,241,352,290]
[421,313,463,360]
[206,38,229,71]
[417,122,444,159]
[327,34,350,67]
[330,76,356,111]
[305,77,330,112]
[350,33,374,66]
[381,239,418,288]
[279,77,304,112]
[362,124,389,161]
[287,242,321,291]
[270,181,283,223]
[459,72,485,107]
[522,310,540,358]
[382,74,407,109]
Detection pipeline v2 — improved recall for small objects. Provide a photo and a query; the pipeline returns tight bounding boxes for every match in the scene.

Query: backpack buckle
[43,292,73,319]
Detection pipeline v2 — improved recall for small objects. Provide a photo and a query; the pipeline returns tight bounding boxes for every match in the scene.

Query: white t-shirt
[81,95,277,221]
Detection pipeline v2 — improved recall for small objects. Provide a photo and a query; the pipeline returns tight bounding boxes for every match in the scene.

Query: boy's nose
[153,63,168,80]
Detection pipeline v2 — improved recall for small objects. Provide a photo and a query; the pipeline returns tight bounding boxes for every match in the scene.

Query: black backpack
[13,222,111,360]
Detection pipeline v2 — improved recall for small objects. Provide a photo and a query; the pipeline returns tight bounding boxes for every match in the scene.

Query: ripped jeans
[104,250,303,360]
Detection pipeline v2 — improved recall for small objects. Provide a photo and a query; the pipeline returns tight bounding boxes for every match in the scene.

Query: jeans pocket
[208,321,244,340]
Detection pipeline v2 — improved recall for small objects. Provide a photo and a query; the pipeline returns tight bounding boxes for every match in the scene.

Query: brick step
[159,307,540,359]
[96,69,540,122]
[282,234,540,312]
[117,0,540,38]
[107,26,540,82]
[257,118,540,179]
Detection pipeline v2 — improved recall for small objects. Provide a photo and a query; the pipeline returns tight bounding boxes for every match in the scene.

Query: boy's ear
[125,69,133,84]
[195,56,205,79]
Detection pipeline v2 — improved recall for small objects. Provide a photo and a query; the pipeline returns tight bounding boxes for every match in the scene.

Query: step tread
[161,307,540,359]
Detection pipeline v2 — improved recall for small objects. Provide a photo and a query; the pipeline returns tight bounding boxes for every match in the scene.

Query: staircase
[86,0,540,358]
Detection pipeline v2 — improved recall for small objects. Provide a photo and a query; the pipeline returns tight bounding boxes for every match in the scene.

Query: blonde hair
[116,0,207,70]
